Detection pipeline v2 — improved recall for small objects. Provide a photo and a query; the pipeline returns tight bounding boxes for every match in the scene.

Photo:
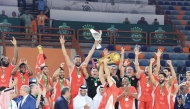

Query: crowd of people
[0,36,190,109]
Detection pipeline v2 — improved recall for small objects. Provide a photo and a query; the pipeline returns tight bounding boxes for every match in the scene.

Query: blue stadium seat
[187,35,190,41]
[172,11,178,15]
[145,53,153,59]
[171,54,178,60]
[107,45,114,51]
[183,16,189,20]
[177,25,184,30]
[128,53,135,59]
[177,2,183,6]
[169,16,175,20]
[185,26,190,30]
[179,54,187,60]
[184,2,190,6]
[176,60,184,67]
[140,46,148,52]
[174,21,180,25]
[188,55,190,60]
[188,21,190,25]
[84,54,88,57]
[149,46,157,52]
[160,60,166,66]
[185,11,190,15]
[165,2,170,5]
[93,52,101,58]
[169,6,175,10]
[88,61,92,65]
[181,7,187,10]
[174,47,181,53]
[158,1,164,5]
[165,46,173,52]
[161,6,168,10]
[124,53,127,59]
[166,11,171,15]
[163,54,170,60]
[174,67,177,72]
[171,2,177,5]
[141,60,149,66]
[186,61,190,67]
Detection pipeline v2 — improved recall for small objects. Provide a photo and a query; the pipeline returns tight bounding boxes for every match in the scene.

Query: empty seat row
[169,15,189,20]
[161,6,190,11]
[159,1,190,6]
[165,10,190,15]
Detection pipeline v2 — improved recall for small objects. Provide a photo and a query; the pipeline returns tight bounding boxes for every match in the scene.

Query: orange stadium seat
[181,20,187,25]
[182,47,189,53]
[115,45,122,51]
[138,53,144,59]
[124,46,131,51]
[176,16,182,20]
[179,11,185,15]
[158,46,165,52]
[175,6,181,10]
[188,43,190,49]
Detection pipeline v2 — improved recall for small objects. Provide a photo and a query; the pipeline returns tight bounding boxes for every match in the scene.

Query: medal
[95,83,97,86]
[162,93,165,96]
[125,98,129,101]
[147,84,150,87]
[78,75,81,78]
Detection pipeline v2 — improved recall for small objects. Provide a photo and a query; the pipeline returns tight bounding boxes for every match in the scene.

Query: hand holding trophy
[90,29,102,49]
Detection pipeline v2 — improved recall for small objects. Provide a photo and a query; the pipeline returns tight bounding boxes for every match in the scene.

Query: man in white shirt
[73,85,93,109]
[93,85,104,109]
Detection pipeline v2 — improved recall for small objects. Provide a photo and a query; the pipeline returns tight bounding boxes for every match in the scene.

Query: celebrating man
[148,58,176,109]
[59,35,96,109]
[52,63,70,103]
[0,37,18,88]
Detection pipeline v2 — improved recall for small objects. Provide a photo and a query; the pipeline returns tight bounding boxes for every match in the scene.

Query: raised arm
[134,47,142,79]
[148,58,158,86]
[154,49,162,75]
[59,36,74,69]
[81,63,89,79]
[52,63,64,82]
[10,37,18,65]
[120,59,130,78]
[83,41,97,64]
[99,64,105,85]
[104,58,113,86]
[12,64,20,75]
[118,47,125,70]
[167,60,177,86]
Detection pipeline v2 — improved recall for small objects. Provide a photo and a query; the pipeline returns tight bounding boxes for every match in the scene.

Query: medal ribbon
[60,79,64,89]
[20,73,25,83]
[160,84,164,94]
[146,78,150,84]
[125,93,128,98]
[127,76,132,85]
[43,75,48,86]
[94,78,98,85]
[2,70,4,76]
[77,68,80,75]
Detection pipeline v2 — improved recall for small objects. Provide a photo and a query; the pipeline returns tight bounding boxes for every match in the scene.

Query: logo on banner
[131,27,142,42]
[154,27,166,43]
[0,19,12,36]
[82,24,94,40]
[58,22,71,35]
[82,5,91,11]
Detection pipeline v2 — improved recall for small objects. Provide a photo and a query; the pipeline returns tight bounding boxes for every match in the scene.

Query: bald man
[14,85,36,109]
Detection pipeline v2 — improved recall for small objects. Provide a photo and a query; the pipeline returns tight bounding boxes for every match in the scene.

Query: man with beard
[163,68,179,109]
[0,37,18,88]
[149,58,176,109]
[59,35,96,109]
[117,77,137,109]
[12,58,33,91]
[180,71,190,93]
[52,63,70,103]
[36,65,53,109]
[82,62,101,99]
[134,47,157,109]
[98,58,119,109]
[73,85,93,109]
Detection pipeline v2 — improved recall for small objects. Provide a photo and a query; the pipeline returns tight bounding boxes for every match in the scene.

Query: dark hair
[155,18,157,20]
[19,63,26,68]
[61,87,70,95]
[158,72,167,78]
[163,68,170,72]
[41,65,48,71]
[74,55,81,59]
[0,86,6,91]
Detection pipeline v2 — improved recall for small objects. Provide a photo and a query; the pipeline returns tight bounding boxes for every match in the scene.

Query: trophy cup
[89,29,102,49]
[37,45,43,53]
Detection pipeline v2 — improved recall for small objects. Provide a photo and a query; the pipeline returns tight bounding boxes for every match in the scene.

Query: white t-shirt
[9,100,18,109]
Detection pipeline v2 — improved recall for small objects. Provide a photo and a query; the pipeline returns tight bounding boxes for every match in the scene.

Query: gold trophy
[96,52,120,67]
[37,45,43,53]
